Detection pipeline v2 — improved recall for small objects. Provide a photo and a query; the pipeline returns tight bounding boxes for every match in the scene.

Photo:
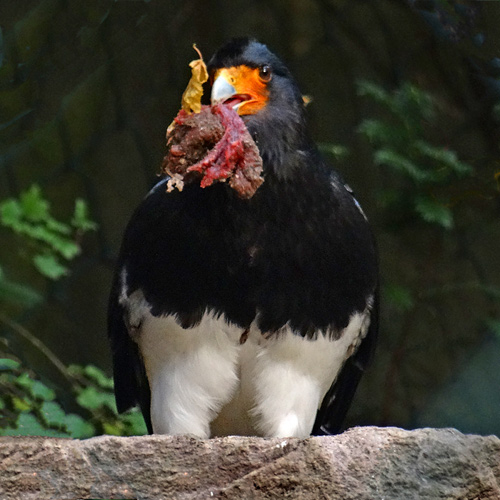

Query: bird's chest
[219,198,326,275]
[137,183,353,332]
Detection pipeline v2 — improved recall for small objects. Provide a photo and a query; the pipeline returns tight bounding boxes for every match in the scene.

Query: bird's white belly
[210,317,366,438]
[130,297,370,438]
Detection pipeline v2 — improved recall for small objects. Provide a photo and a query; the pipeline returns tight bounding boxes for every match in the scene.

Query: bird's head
[208,38,310,174]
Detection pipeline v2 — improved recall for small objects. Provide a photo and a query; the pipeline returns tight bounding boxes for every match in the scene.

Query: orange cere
[213,66,270,115]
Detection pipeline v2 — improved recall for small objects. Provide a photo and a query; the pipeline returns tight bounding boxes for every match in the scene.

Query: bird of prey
[108,38,378,438]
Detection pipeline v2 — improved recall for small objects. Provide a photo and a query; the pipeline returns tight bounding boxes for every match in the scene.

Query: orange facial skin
[212,66,270,116]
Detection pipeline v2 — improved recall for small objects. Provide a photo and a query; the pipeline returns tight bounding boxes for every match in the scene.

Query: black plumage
[108,38,378,437]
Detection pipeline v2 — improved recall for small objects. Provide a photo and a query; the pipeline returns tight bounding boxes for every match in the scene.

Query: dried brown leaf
[181,44,208,114]
[167,45,208,136]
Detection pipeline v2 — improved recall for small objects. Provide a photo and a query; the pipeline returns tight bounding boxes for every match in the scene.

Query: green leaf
[83,365,114,389]
[19,184,50,222]
[413,141,473,176]
[67,364,84,377]
[0,199,22,226]
[46,217,72,235]
[12,396,31,412]
[3,413,68,437]
[16,372,34,390]
[415,196,454,229]
[33,253,68,280]
[45,235,80,260]
[356,80,391,106]
[103,421,125,436]
[395,82,434,123]
[318,143,349,160]
[1,185,91,280]
[374,149,434,182]
[0,271,42,306]
[358,119,408,147]
[72,199,98,231]
[77,386,116,411]
[31,380,56,401]
[40,400,66,427]
[63,413,95,438]
[122,411,148,435]
[0,358,20,371]
[357,80,434,124]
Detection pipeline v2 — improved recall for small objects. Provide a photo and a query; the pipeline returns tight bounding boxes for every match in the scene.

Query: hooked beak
[211,75,235,104]
[211,74,249,112]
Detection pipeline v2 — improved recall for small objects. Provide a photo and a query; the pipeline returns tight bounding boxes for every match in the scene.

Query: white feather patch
[119,268,372,438]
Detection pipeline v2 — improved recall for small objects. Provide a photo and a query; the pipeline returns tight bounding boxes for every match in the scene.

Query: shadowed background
[1,0,499,435]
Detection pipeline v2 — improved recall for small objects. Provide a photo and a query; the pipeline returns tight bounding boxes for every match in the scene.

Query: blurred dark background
[1,0,499,436]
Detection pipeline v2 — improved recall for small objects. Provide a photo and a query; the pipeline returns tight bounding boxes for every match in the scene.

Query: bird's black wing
[312,287,379,436]
[108,274,153,433]
[107,279,153,433]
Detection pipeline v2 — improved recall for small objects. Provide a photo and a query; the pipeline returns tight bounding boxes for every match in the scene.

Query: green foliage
[318,143,350,160]
[0,185,128,438]
[0,184,96,280]
[0,264,42,307]
[414,196,453,229]
[72,365,122,433]
[72,198,99,232]
[357,80,473,229]
[0,358,147,438]
[0,357,88,437]
[69,364,148,437]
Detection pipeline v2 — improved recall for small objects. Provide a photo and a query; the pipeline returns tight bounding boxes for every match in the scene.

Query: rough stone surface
[0,427,499,499]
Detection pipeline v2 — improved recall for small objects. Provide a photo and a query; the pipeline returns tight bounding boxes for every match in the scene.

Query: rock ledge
[1,426,499,499]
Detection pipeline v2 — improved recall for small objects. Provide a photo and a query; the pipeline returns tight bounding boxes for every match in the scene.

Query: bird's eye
[259,65,272,82]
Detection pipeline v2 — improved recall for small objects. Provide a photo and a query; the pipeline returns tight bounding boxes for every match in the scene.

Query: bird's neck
[245,110,312,180]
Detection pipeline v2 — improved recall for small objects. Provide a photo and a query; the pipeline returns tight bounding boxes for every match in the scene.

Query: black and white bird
[108,38,378,438]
